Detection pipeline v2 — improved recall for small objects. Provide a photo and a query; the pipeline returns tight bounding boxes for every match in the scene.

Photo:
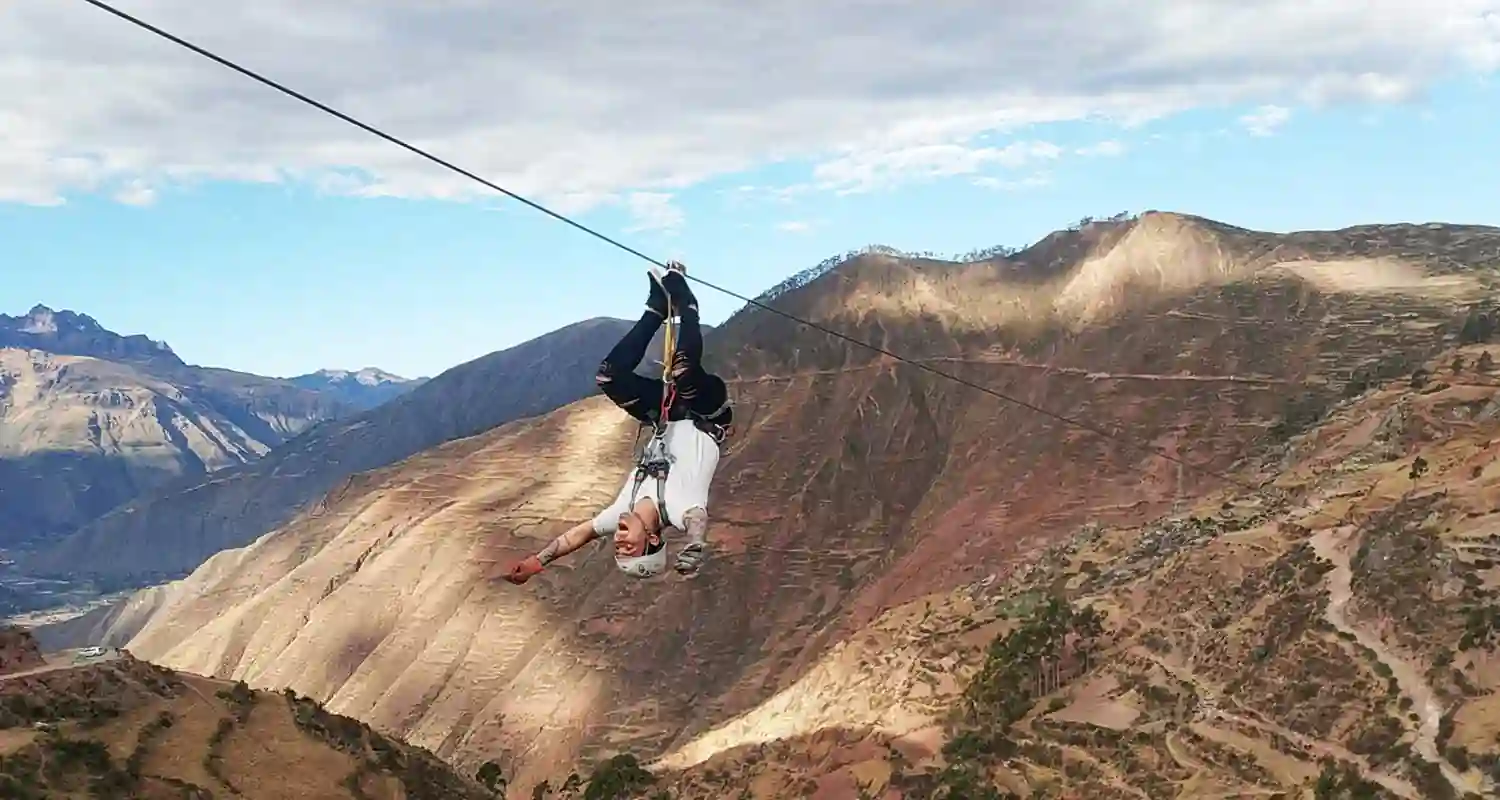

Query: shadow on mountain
[0,451,173,549]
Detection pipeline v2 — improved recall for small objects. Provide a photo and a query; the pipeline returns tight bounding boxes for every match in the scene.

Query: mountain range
[0,305,364,547]
[31,211,1500,797]
[287,367,430,410]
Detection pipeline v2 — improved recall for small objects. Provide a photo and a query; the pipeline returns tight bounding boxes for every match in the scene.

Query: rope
[76,0,1259,494]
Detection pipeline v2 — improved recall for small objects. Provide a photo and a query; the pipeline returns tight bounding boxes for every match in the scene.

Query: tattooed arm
[503,519,601,585]
[536,519,601,565]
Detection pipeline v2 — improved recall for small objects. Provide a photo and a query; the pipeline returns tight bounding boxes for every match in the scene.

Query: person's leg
[596,272,670,419]
[673,506,709,575]
[663,420,720,575]
[660,267,707,394]
[603,269,668,375]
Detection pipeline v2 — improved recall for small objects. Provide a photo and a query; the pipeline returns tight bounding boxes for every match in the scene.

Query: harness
[625,270,733,527]
[628,286,681,527]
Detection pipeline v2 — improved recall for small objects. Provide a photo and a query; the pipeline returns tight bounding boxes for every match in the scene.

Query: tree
[958,244,1021,261]
[583,754,655,800]
[476,762,506,795]
[1459,305,1497,344]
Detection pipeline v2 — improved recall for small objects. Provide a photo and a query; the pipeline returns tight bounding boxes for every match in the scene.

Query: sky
[3,1,1498,380]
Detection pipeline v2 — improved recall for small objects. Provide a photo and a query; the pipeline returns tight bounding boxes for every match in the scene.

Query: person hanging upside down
[502,261,733,584]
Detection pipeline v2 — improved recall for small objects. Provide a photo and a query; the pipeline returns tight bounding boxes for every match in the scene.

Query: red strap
[659,380,677,426]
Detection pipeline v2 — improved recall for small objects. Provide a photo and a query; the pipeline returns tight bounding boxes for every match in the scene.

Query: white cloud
[973,173,1052,191]
[2,1,1497,208]
[1076,140,1126,157]
[775,220,812,233]
[1239,104,1292,136]
[811,140,1062,193]
[114,180,156,206]
[623,192,684,233]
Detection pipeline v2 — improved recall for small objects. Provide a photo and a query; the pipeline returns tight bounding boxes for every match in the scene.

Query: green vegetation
[891,596,1105,799]
[1312,758,1388,799]
[1343,351,1424,398]
[202,680,257,794]
[1459,603,1500,650]
[204,716,239,793]
[216,679,255,716]
[282,689,491,799]
[126,710,175,779]
[1457,305,1498,345]
[582,753,657,800]
[476,760,507,794]
[0,731,138,799]
[1269,390,1335,441]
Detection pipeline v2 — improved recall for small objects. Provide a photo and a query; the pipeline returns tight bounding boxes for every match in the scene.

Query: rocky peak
[0,304,183,367]
[312,367,413,386]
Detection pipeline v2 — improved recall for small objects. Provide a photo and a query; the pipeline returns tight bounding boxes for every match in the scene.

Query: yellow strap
[661,281,676,382]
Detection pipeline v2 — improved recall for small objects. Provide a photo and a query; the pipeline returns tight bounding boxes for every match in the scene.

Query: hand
[503,555,544,585]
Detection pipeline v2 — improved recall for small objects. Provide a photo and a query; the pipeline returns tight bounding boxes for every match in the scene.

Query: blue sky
[4,2,1498,379]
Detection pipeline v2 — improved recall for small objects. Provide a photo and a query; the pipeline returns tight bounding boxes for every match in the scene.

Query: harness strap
[627,266,682,527]
[629,432,672,528]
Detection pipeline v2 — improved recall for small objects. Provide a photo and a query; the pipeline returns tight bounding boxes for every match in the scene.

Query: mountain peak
[0,304,182,366]
[286,366,426,410]
[310,366,412,386]
[17,304,104,336]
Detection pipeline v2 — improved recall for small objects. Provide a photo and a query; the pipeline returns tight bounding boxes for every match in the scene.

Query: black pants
[596,307,706,423]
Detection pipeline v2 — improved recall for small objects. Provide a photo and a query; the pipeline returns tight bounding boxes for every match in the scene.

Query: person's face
[613,512,656,558]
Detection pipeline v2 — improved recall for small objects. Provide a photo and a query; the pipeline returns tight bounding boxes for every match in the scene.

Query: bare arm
[536,519,601,566]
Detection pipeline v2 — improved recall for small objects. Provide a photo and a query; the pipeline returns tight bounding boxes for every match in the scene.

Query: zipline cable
[78,0,1260,493]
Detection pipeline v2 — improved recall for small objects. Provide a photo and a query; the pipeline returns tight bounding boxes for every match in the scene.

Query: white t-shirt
[591,420,721,534]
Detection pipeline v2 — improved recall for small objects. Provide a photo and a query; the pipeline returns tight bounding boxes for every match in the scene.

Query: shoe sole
[674,543,705,575]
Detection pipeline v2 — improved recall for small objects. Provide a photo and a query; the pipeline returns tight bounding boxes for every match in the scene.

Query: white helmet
[615,538,668,579]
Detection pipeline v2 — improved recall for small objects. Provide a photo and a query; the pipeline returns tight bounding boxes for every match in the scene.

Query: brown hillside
[623,341,1500,800]
[60,212,1500,792]
[0,633,491,799]
[0,626,44,675]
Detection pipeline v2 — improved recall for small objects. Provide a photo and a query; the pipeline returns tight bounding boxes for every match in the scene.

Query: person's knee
[682,506,708,539]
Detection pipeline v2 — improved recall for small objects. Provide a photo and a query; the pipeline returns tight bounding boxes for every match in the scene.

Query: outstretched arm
[537,519,600,565]
[503,520,602,584]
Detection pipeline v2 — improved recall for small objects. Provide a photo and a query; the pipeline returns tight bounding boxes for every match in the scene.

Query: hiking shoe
[646,269,669,318]
[660,266,697,315]
[674,540,707,576]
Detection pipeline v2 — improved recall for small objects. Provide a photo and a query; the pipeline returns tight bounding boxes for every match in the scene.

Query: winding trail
[0,648,120,683]
[1139,648,1419,799]
[1310,526,1491,798]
